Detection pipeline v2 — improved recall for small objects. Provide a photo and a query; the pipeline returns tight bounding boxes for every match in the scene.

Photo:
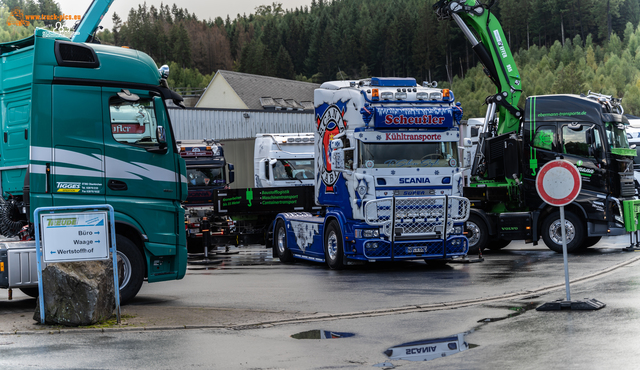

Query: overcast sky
[55,0,313,30]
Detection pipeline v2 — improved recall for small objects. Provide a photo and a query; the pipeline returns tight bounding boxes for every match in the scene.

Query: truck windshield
[273,159,314,180]
[187,168,225,186]
[358,142,459,168]
[606,122,630,149]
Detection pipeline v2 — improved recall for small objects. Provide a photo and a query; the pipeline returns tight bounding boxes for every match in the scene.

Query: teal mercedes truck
[0,28,188,303]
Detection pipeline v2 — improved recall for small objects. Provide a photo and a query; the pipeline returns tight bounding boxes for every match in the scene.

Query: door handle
[108,179,128,191]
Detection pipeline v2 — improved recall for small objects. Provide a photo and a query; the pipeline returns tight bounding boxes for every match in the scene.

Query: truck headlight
[356,229,380,238]
[416,92,429,100]
[429,92,442,100]
[395,92,407,100]
[453,226,463,234]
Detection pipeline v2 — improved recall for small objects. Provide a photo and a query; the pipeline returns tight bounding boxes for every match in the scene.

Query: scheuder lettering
[385,114,446,125]
[406,346,437,355]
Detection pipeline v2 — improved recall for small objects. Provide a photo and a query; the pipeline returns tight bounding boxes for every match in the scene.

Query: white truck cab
[254,133,315,188]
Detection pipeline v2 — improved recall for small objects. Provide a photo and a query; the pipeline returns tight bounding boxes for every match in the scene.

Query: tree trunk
[561,12,565,46]
[577,0,584,41]
[607,0,612,41]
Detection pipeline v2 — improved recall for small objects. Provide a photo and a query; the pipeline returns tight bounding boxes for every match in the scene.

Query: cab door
[102,88,179,246]
[51,85,106,206]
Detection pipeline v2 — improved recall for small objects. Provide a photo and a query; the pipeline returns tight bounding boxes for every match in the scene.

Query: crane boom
[434,0,522,135]
[71,0,115,43]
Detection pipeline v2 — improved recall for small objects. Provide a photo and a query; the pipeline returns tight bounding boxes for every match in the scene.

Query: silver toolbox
[0,241,39,289]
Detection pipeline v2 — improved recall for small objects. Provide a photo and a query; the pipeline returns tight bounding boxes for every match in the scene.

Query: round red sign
[535,160,582,207]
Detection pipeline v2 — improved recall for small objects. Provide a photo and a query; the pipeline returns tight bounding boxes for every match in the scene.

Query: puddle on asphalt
[477,302,538,323]
[383,332,472,362]
[291,329,355,339]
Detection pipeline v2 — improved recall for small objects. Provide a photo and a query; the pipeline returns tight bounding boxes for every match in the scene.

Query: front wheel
[582,236,602,249]
[116,235,144,304]
[275,219,294,263]
[486,239,511,251]
[465,214,489,255]
[541,211,585,253]
[324,220,345,270]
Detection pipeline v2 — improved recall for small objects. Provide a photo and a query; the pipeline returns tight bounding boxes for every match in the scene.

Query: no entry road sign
[536,159,581,207]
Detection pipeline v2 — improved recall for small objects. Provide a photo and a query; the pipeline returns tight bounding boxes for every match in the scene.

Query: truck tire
[324,220,345,270]
[541,211,585,253]
[19,287,39,298]
[465,214,488,255]
[275,219,294,263]
[582,236,602,249]
[116,235,144,304]
[486,238,511,251]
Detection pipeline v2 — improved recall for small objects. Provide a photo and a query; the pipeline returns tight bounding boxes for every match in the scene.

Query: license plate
[407,247,426,253]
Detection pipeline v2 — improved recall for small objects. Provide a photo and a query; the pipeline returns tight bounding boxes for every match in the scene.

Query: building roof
[198,70,319,111]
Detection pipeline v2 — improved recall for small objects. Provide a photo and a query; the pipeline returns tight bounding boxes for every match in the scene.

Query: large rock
[33,260,116,326]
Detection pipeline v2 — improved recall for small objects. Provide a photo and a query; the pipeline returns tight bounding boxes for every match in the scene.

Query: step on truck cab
[273,78,471,268]
[0,29,187,303]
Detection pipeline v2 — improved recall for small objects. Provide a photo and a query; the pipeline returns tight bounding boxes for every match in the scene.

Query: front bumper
[345,235,468,261]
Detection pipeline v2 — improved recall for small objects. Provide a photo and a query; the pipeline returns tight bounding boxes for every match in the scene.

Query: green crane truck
[433,0,640,253]
[0,28,187,303]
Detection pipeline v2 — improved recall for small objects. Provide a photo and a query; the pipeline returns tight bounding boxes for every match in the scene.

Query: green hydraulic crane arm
[433,0,522,135]
[71,0,115,43]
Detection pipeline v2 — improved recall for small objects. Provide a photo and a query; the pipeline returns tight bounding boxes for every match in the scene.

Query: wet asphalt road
[2,236,640,369]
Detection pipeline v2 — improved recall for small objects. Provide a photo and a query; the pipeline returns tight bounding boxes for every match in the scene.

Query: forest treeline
[101,0,640,116]
[3,0,640,116]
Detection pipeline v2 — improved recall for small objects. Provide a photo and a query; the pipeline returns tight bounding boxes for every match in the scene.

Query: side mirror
[228,163,235,184]
[148,97,168,154]
[156,126,167,144]
[263,159,270,181]
[330,139,343,150]
[585,127,594,145]
[463,138,473,148]
[330,148,345,170]
[269,158,277,167]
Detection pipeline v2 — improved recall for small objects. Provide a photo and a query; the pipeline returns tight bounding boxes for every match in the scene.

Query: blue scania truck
[272,78,471,268]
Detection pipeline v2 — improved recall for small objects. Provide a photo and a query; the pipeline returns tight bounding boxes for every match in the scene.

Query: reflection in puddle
[384,333,470,361]
[291,329,355,339]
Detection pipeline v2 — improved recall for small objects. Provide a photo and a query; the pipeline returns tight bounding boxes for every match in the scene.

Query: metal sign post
[35,204,120,324]
[535,159,605,311]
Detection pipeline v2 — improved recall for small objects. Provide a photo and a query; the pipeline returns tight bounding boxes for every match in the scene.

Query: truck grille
[364,196,470,238]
